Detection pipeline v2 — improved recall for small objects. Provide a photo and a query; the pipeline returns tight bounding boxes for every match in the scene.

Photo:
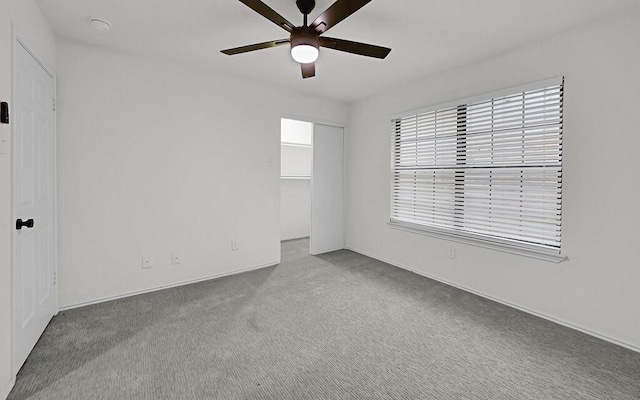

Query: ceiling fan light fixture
[221,0,392,78]
[291,44,319,64]
[290,30,319,64]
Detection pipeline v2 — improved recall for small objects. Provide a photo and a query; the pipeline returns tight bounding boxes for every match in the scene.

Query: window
[390,78,564,261]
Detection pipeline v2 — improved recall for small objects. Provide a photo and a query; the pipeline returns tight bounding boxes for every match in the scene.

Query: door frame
[280,114,346,256]
[10,26,58,375]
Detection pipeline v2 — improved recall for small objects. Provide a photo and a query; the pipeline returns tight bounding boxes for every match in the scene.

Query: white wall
[280,179,310,240]
[56,39,347,308]
[346,10,640,350]
[0,0,56,396]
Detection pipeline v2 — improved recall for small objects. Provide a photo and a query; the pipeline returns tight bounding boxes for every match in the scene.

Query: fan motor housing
[290,26,319,49]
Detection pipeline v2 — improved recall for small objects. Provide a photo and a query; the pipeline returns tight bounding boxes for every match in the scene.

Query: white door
[12,39,56,371]
[310,124,344,255]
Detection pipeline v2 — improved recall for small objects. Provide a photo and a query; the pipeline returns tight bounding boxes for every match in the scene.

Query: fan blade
[239,0,296,32]
[221,39,290,55]
[320,37,391,59]
[301,62,316,79]
[310,0,371,34]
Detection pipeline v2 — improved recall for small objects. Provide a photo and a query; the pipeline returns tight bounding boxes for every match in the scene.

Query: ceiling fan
[221,0,391,78]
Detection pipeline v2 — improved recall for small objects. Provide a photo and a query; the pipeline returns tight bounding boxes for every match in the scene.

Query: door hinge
[1,102,8,124]
[52,98,56,112]
[53,271,57,285]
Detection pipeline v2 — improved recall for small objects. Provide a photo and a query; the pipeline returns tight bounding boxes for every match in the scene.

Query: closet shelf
[281,142,311,148]
[281,176,311,180]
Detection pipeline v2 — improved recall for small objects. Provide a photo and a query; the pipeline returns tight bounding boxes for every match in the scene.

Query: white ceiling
[36,0,638,102]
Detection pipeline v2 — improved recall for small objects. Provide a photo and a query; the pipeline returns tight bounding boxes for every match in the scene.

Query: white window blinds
[391,78,564,255]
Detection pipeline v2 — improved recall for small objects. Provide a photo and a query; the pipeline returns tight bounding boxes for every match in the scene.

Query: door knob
[16,218,34,230]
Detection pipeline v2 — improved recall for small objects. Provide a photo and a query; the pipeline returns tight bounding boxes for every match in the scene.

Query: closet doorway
[280,118,344,255]
[280,118,312,241]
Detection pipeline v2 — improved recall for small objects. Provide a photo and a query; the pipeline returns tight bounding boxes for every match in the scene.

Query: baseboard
[1,378,15,400]
[346,246,640,354]
[59,260,279,311]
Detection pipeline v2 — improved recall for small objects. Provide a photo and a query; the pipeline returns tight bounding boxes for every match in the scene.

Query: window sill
[388,221,567,263]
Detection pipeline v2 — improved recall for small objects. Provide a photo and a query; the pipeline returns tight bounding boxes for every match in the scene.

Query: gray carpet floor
[9,238,640,399]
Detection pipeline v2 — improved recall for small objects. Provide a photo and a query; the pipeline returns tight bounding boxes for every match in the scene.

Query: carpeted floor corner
[9,238,640,399]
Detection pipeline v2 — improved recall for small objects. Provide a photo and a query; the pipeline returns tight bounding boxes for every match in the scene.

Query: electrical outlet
[448,248,456,259]
[142,255,154,269]
[171,252,181,265]
[231,241,239,251]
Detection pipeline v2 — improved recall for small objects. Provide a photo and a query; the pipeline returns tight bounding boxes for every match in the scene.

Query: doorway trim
[10,26,58,376]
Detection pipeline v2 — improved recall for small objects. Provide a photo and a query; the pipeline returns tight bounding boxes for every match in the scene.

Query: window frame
[389,77,566,263]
